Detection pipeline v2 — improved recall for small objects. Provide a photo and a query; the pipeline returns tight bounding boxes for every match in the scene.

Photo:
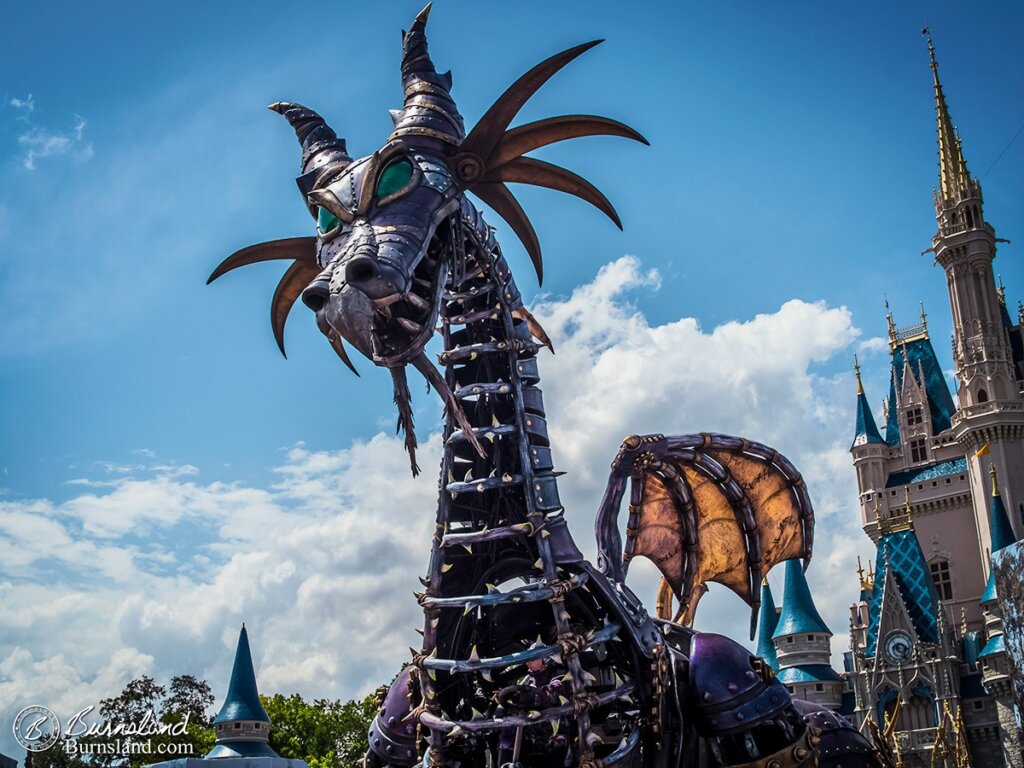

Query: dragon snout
[341,250,407,301]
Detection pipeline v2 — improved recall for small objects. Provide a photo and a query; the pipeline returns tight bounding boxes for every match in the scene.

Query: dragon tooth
[441,562,453,573]
[468,645,481,664]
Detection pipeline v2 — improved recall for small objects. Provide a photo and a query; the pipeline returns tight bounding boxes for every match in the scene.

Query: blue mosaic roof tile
[885,457,967,488]
[865,530,939,657]
[884,337,955,446]
[979,633,1005,658]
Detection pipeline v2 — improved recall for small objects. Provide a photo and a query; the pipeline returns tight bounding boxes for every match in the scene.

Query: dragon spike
[471,182,543,284]
[207,237,317,284]
[459,40,603,163]
[389,3,465,148]
[482,157,622,229]
[488,115,648,170]
[268,102,351,178]
[271,261,321,358]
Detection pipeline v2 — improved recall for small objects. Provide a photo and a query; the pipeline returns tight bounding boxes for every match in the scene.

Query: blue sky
[0,0,1022,750]
[1,0,1020,500]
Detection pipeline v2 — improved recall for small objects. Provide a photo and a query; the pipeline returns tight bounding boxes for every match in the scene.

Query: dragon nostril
[301,282,330,312]
[346,256,379,286]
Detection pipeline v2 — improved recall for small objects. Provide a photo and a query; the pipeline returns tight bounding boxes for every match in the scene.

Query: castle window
[909,439,927,463]
[815,683,824,692]
[234,723,241,729]
[973,701,984,710]
[906,407,923,426]
[787,637,794,644]
[977,389,988,403]
[807,635,814,642]
[930,560,953,600]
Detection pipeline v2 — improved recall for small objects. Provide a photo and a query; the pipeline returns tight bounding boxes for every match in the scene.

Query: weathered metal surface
[207,5,884,767]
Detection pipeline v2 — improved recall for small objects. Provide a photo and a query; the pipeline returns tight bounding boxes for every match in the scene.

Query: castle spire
[755,577,780,669]
[852,354,884,449]
[925,29,973,204]
[772,559,830,638]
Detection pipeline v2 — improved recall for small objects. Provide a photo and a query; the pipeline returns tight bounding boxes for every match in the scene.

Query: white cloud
[16,112,93,170]
[0,258,875,758]
[9,94,35,116]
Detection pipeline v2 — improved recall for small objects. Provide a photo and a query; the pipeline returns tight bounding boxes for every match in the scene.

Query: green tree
[262,692,378,768]
[73,674,215,768]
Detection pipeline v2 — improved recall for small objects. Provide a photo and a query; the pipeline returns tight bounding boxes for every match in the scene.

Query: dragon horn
[271,260,320,359]
[389,3,465,148]
[471,182,544,284]
[458,41,603,162]
[207,237,317,284]
[268,101,352,180]
[487,115,648,170]
[452,41,645,286]
[482,157,622,229]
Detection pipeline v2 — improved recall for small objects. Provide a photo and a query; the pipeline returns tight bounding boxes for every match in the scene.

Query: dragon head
[209,4,645,467]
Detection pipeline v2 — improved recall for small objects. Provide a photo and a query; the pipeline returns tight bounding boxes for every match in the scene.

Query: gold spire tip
[990,464,999,496]
[854,354,864,395]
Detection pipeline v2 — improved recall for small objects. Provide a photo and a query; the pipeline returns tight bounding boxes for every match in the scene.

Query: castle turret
[851,355,887,533]
[208,626,278,759]
[147,626,307,768]
[772,559,842,710]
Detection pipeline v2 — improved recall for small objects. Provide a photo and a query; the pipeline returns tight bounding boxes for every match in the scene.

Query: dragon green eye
[376,158,414,200]
[317,206,341,234]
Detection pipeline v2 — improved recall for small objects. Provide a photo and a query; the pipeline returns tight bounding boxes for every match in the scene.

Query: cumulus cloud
[0,258,874,757]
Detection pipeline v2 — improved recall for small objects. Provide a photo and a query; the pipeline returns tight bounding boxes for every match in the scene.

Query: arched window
[978,389,988,403]
[966,207,975,227]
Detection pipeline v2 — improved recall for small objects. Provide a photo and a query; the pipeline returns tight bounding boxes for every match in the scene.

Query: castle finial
[1017,300,1023,325]
[919,301,928,331]
[996,275,1006,306]
[925,28,973,203]
[990,464,999,497]
[854,353,864,395]
[886,298,897,345]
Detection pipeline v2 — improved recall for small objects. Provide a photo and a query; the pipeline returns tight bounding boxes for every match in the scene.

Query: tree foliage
[26,675,379,768]
[262,692,377,768]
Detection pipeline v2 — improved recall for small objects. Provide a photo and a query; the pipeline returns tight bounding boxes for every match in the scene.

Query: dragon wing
[594,433,813,638]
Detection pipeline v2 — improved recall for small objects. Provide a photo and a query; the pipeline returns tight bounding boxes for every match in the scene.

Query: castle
[754,32,1023,768]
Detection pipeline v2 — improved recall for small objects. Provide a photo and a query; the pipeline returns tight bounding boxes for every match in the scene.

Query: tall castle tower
[845,31,1024,768]
[924,32,1024,558]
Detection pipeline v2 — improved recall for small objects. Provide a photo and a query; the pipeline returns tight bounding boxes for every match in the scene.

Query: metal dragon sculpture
[208,7,884,767]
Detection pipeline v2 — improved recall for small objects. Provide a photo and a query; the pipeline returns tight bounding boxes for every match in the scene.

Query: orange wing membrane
[594,433,813,638]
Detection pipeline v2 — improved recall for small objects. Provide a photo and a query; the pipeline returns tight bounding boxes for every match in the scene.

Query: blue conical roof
[755,579,780,669]
[772,559,830,638]
[852,388,884,450]
[981,485,1018,605]
[213,626,271,724]
[865,531,939,656]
